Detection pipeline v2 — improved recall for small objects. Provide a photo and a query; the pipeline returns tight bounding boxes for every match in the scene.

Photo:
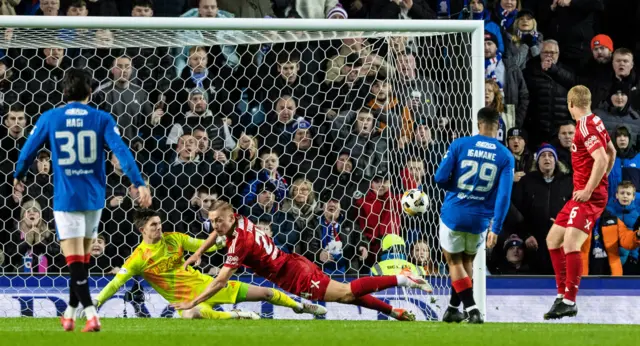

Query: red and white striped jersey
[571,113,611,201]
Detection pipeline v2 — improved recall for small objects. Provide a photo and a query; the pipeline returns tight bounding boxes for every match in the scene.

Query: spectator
[506,127,533,181]
[545,0,604,71]
[523,40,571,147]
[273,178,317,254]
[595,85,640,147]
[458,0,490,21]
[241,181,278,223]
[24,150,54,223]
[6,199,64,273]
[303,192,359,275]
[174,186,218,237]
[491,0,520,35]
[354,174,401,270]
[0,0,19,15]
[65,0,88,16]
[550,121,575,171]
[227,132,259,189]
[216,0,274,18]
[371,234,425,276]
[241,151,288,206]
[317,53,370,122]
[256,96,302,155]
[606,181,640,270]
[333,108,388,181]
[280,118,322,184]
[410,239,442,275]
[511,143,572,274]
[611,48,640,108]
[314,151,362,212]
[126,0,176,104]
[0,59,21,111]
[494,235,531,274]
[607,125,640,199]
[353,0,436,19]
[88,235,122,275]
[506,9,542,70]
[93,55,155,143]
[485,78,514,145]
[20,47,69,119]
[166,88,236,152]
[484,32,528,128]
[273,0,347,19]
[38,0,60,16]
[0,103,27,164]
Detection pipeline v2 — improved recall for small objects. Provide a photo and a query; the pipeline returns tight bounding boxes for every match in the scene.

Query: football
[401,189,430,216]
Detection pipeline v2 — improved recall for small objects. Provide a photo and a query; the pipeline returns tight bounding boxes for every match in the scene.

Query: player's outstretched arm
[14,115,49,181]
[102,115,151,208]
[434,141,457,190]
[605,140,616,176]
[179,233,222,254]
[95,261,137,307]
[183,230,220,270]
[171,266,236,311]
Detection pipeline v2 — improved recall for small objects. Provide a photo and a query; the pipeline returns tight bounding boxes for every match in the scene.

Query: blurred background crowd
[0,0,639,279]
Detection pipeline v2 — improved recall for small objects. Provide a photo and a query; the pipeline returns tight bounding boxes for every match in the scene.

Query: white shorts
[439,220,486,255]
[53,209,102,241]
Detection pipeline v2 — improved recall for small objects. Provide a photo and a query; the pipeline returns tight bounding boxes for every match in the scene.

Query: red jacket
[355,190,401,254]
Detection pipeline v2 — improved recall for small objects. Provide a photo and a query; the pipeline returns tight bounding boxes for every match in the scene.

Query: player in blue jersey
[13,68,152,332]
[434,107,515,324]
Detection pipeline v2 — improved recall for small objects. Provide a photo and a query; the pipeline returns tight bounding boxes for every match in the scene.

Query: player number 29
[55,130,98,166]
[457,160,497,192]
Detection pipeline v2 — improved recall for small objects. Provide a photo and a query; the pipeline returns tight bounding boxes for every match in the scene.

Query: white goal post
[0,16,486,319]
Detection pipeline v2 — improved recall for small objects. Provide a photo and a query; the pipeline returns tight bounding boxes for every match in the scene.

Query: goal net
[0,17,484,320]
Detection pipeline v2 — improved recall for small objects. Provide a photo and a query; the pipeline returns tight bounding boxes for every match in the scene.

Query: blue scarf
[497,116,507,145]
[458,0,491,21]
[517,30,540,45]
[190,71,207,88]
[320,216,341,249]
[485,52,504,91]
[496,4,518,32]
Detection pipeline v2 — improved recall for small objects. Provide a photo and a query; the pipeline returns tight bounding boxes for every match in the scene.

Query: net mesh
[0,26,473,320]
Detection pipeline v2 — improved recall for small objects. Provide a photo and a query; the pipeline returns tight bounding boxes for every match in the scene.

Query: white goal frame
[1,16,486,318]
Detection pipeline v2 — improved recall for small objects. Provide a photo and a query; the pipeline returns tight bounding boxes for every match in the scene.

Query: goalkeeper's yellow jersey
[96,232,219,305]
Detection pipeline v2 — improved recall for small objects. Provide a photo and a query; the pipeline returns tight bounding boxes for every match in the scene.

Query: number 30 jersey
[14,102,145,212]
[224,215,287,281]
[435,135,515,235]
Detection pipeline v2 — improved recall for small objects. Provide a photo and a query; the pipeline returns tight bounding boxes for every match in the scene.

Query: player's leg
[438,222,467,323]
[181,303,259,320]
[323,280,414,320]
[561,227,589,301]
[77,210,102,332]
[544,203,571,320]
[242,283,326,316]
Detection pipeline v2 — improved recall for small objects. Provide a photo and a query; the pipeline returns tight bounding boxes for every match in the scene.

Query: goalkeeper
[95,209,325,319]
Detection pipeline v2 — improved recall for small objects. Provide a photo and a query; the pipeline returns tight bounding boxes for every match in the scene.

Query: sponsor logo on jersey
[65,108,88,116]
[571,143,577,152]
[113,126,120,135]
[65,169,95,176]
[475,141,496,150]
[226,256,239,266]
[585,135,599,150]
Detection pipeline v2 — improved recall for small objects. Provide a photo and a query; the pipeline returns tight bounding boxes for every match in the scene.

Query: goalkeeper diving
[94,209,326,319]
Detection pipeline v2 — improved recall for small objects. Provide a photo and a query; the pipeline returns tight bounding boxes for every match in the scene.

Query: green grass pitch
[0,318,635,346]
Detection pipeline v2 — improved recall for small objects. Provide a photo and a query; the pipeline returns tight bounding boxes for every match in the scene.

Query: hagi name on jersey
[66,118,83,127]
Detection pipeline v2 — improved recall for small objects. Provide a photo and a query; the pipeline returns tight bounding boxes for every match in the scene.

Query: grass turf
[0,318,635,346]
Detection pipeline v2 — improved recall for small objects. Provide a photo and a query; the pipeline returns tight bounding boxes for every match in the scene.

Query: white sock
[396,275,409,286]
[63,306,77,320]
[556,294,564,299]
[84,306,98,319]
[229,311,240,319]
[295,302,304,310]
[562,299,575,306]
[465,305,478,312]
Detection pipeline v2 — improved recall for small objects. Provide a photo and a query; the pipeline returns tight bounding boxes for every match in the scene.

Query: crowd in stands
[0,0,639,278]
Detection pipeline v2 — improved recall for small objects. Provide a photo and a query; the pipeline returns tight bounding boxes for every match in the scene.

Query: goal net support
[0,16,485,320]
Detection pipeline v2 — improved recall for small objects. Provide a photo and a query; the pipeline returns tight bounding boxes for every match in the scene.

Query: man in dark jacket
[507,127,534,181]
[594,84,640,149]
[544,0,604,71]
[511,144,573,274]
[523,40,572,148]
[550,121,575,172]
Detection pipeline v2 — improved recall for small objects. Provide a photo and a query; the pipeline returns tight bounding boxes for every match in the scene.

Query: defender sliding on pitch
[545,86,616,319]
[173,202,433,321]
[95,209,326,320]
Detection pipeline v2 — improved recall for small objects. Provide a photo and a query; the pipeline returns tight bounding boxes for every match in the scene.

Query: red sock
[66,255,84,266]
[352,294,393,314]
[350,276,398,297]
[564,251,583,302]
[549,248,566,295]
[84,254,91,264]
